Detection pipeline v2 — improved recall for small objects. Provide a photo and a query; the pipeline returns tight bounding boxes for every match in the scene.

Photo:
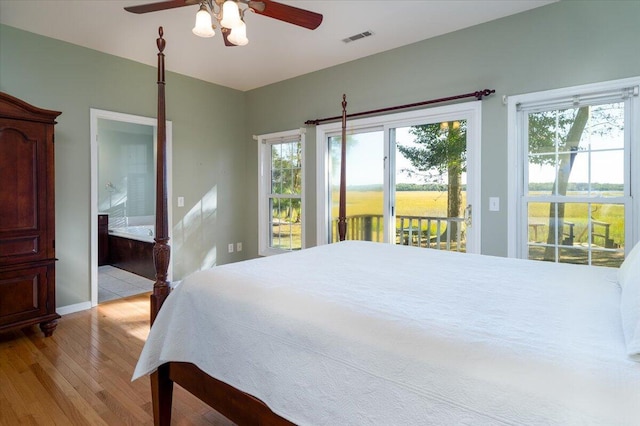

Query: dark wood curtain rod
[305,89,495,126]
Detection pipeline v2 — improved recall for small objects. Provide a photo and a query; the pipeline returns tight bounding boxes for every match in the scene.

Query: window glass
[258,132,304,256]
[328,131,385,243]
[523,99,627,267]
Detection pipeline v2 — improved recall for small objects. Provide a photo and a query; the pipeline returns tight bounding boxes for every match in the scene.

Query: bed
[135,28,640,425]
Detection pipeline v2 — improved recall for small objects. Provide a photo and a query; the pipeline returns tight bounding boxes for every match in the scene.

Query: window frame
[257,129,306,256]
[507,77,640,261]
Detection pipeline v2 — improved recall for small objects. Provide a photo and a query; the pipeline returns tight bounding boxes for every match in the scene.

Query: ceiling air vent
[342,31,374,44]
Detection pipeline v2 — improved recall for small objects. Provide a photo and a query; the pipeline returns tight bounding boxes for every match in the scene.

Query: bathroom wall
[98,119,155,227]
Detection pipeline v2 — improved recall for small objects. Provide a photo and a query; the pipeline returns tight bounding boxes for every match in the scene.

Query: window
[258,129,305,256]
[508,78,640,267]
[124,143,153,217]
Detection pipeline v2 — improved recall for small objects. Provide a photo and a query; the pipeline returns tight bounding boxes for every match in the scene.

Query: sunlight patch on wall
[201,246,217,271]
[173,185,218,279]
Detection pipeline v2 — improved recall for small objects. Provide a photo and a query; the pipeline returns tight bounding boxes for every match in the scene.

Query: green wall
[1,0,639,309]
[244,0,640,258]
[0,24,248,307]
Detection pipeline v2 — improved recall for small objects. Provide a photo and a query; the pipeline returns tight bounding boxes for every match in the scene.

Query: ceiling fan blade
[248,0,322,30]
[125,0,198,14]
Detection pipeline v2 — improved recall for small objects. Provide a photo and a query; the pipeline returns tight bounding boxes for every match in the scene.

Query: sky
[336,113,624,188]
[335,126,463,187]
[528,102,625,185]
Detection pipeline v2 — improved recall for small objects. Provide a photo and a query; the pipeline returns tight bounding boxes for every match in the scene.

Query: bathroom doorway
[90,109,172,306]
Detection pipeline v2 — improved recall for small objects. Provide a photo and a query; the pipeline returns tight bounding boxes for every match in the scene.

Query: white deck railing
[332,215,466,251]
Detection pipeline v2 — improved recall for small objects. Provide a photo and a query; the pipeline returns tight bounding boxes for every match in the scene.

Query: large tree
[527,106,589,260]
[398,121,466,236]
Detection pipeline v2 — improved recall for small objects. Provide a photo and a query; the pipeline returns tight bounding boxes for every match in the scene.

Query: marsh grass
[333,190,624,244]
[527,192,625,246]
[275,190,625,263]
[333,190,466,219]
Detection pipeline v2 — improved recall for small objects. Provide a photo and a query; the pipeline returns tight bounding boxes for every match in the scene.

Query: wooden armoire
[0,92,61,337]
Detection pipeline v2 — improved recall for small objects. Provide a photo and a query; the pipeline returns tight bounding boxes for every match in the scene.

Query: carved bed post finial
[338,94,348,242]
[152,26,171,324]
[157,27,166,83]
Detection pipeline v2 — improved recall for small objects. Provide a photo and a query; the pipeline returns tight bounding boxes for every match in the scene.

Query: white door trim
[89,108,173,307]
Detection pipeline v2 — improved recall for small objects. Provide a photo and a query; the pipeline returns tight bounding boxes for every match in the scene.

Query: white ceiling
[0,0,555,91]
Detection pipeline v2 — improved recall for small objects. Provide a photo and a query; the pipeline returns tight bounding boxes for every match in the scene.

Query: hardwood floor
[0,293,234,425]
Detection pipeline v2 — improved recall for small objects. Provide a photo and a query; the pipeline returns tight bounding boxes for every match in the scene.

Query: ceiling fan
[125,0,323,46]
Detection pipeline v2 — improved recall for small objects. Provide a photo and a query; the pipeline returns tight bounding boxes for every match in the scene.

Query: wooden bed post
[150,26,174,426]
[151,364,172,426]
[146,27,297,426]
[151,26,171,325]
[338,94,347,241]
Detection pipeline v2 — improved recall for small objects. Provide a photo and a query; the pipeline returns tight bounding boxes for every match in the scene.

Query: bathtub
[109,225,155,243]
[107,225,156,280]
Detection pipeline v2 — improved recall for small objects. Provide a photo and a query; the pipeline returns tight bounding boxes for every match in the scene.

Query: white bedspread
[133,241,640,425]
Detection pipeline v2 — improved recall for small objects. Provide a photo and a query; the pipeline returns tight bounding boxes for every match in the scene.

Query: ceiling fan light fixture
[125,0,323,48]
[220,0,243,29]
[228,20,249,46]
[192,4,215,38]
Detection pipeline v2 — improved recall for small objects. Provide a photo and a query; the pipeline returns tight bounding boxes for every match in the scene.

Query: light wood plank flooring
[0,293,234,425]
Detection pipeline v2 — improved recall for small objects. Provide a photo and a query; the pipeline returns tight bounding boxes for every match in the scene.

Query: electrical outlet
[237,242,242,252]
[228,243,234,253]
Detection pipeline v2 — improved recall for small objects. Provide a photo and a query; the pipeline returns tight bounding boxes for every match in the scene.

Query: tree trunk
[447,161,462,238]
[445,122,462,240]
[543,106,590,261]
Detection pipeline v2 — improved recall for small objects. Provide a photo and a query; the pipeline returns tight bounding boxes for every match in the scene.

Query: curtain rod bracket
[474,89,495,100]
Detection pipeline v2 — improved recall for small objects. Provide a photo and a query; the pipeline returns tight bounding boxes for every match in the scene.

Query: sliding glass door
[392,120,468,252]
[319,102,481,253]
[328,130,385,243]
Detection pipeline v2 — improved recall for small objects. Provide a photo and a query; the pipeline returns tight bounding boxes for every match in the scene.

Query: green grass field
[332,190,466,218]
[332,190,625,246]
[272,190,626,260]
[527,193,625,246]
[329,190,465,245]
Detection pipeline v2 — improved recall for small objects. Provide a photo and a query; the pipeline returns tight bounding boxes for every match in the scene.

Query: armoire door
[0,118,54,265]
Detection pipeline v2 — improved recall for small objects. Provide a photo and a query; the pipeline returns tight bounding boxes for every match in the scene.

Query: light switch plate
[489,197,500,212]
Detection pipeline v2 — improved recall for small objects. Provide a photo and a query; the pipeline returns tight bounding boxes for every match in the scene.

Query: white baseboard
[57,301,92,316]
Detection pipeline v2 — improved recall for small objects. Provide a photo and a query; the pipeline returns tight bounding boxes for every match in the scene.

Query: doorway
[90,109,173,306]
[317,102,481,253]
